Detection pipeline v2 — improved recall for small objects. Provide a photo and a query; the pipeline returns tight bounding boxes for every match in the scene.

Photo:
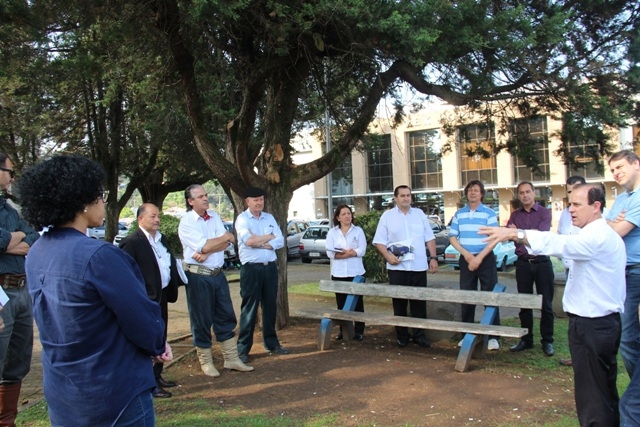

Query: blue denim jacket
[26,227,165,426]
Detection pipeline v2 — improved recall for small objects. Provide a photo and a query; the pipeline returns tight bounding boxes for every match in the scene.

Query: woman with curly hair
[19,155,170,426]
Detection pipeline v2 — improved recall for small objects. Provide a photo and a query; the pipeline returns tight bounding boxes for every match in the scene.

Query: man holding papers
[373,185,438,348]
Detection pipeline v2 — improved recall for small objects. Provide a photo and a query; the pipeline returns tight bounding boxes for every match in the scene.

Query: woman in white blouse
[325,204,367,340]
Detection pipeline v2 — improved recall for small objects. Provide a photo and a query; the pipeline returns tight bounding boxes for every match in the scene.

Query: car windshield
[303,227,327,239]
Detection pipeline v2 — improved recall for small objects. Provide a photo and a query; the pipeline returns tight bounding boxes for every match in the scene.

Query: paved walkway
[19,262,520,411]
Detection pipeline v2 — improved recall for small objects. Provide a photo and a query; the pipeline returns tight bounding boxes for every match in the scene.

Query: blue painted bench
[316,279,542,372]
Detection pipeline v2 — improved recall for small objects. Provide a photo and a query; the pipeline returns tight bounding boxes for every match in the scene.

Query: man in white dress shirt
[480,184,625,426]
[178,184,253,377]
[373,185,438,348]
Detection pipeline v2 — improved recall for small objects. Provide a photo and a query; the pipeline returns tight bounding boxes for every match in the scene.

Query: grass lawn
[17,282,630,427]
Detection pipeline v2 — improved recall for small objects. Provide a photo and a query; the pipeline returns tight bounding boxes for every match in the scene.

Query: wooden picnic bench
[317,278,542,372]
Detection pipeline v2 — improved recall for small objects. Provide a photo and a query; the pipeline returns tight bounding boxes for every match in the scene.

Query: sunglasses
[0,167,15,179]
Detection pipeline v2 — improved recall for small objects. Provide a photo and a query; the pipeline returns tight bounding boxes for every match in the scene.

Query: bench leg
[318,318,334,350]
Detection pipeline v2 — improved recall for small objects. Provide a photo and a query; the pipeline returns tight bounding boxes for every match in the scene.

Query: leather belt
[245,261,276,266]
[518,256,550,264]
[183,263,222,276]
[0,274,27,290]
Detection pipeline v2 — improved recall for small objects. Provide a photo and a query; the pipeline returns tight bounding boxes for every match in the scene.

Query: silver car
[298,226,330,264]
[286,219,309,257]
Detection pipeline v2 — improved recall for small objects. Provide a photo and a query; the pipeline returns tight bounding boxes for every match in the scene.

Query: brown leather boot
[0,383,22,427]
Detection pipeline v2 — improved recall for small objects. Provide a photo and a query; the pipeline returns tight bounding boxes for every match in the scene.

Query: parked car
[112,228,130,246]
[429,218,449,257]
[222,221,240,267]
[298,225,330,264]
[443,241,517,271]
[88,221,128,240]
[286,219,309,257]
[309,218,330,227]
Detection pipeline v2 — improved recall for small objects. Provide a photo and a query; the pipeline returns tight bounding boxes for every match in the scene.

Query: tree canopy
[1,0,638,324]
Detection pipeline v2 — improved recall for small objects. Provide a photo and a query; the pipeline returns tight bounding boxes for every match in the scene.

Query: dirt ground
[162,317,577,427]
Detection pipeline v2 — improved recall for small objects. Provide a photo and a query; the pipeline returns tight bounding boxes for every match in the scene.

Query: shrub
[128,213,183,257]
[356,210,388,283]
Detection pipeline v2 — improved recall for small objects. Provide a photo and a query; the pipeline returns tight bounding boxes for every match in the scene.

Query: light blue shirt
[607,186,640,265]
[449,204,498,254]
[235,209,284,264]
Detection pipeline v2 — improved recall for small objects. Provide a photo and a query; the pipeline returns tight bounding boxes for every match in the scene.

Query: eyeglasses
[0,168,15,179]
[99,190,109,202]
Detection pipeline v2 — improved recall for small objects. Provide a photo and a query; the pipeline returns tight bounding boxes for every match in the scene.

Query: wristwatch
[517,229,525,244]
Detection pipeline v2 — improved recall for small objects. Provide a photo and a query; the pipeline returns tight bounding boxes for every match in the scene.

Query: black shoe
[335,333,343,341]
[542,343,555,357]
[509,340,533,352]
[238,353,250,363]
[354,333,364,341]
[157,376,177,388]
[413,337,431,348]
[153,387,172,398]
[268,345,290,355]
[397,339,409,348]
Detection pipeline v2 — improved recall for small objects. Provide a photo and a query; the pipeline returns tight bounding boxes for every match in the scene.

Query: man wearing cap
[235,187,287,363]
[178,184,253,377]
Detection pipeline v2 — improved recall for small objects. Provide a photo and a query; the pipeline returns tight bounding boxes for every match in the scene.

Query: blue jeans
[185,272,237,348]
[621,361,640,426]
[0,286,33,383]
[621,271,640,377]
[113,390,155,426]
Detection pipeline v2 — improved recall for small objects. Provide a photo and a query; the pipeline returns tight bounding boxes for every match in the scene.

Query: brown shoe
[559,358,573,366]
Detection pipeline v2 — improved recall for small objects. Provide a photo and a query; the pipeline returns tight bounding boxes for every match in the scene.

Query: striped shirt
[0,197,40,274]
[449,204,498,254]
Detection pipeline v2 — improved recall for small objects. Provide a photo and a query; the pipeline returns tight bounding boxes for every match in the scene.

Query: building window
[409,129,443,190]
[331,156,352,196]
[367,134,393,193]
[561,113,606,179]
[458,124,497,185]
[511,116,550,182]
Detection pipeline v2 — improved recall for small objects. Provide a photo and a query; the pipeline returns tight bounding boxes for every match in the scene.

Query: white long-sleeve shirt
[525,217,625,318]
[325,224,366,277]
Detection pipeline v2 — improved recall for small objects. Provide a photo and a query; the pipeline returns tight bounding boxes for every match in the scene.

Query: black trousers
[387,270,427,342]
[515,258,555,345]
[153,288,170,380]
[332,275,365,335]
[459,253,499,335]
[568,312,621,427]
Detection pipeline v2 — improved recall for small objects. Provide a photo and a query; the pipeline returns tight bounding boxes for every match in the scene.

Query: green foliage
[356,210,388,283]
[119,206,134,219]
[127,214,183,257]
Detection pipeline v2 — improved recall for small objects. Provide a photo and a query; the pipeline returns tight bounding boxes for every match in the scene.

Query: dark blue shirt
[0,197,39,274]
[26,227,165,426]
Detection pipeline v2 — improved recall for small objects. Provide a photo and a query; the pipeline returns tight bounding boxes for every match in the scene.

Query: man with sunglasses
[0,153,40,425]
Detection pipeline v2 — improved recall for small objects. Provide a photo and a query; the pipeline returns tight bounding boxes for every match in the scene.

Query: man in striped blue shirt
[449,179,500,350]
[0,153,40,424]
